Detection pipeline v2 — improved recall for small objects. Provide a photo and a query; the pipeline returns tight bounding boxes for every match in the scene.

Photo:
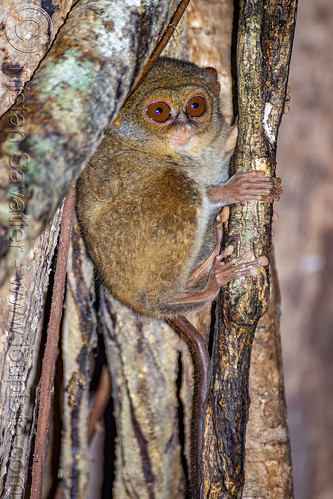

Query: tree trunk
[0,0,296,497]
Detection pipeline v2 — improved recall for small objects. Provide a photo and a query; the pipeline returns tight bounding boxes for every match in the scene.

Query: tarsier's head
[112,57,230,158]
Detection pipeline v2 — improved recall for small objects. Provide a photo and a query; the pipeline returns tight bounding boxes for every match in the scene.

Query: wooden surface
[0,0,183,287]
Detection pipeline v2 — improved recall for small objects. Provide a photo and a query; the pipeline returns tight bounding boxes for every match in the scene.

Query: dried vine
[30,186,76,498]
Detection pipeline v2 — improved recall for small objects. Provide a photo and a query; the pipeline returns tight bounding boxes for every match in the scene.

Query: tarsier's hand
[208,170,282,205]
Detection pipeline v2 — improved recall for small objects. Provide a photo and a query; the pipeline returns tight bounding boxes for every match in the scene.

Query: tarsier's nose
[169,115,192,146]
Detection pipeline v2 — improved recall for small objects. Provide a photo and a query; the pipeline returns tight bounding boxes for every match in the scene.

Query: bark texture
[57,220,97,497]
[243,251,293,498]
[0,208,61,496]
[200,0,297,496]
[0,0,183,287]
[101,291,185,499]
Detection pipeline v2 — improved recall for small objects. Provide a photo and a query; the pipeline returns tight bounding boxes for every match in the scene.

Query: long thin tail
[168,315,210,498]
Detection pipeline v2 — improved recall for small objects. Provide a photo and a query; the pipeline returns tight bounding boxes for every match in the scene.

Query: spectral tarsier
[76,57,281,495]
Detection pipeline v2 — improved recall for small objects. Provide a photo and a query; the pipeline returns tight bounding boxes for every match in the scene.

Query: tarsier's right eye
[146,102,171,122]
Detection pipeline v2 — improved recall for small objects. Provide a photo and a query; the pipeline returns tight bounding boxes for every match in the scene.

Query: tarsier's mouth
[168,135,192,147]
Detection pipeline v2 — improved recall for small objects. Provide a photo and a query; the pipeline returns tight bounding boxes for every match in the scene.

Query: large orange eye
[146,102,171,122]
[186,96,206,117]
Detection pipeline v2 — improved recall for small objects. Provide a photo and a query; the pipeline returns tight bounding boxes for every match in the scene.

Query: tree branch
[201,0,297,496]
[0,0,183,287]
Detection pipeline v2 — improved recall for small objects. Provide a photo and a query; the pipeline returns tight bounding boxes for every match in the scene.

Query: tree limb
[0,0,183,287]
[201,0,297,496]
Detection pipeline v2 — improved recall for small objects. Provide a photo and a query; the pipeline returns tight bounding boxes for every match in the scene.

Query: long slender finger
[215,266,260,285]
[218,244,234,260]
[240,176,275,183]
[214,249,254,267]
[215,253,268,273]
[215,261,259,278]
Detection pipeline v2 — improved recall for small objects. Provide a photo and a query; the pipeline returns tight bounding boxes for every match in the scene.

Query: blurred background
[275,0,333,497]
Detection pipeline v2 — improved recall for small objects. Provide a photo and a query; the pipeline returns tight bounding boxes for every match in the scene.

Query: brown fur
[76,57,237,317]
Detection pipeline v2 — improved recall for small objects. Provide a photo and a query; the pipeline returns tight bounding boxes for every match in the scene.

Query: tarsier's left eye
[186,96,206,117]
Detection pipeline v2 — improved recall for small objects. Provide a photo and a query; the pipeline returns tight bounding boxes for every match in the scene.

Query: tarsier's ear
[204,67,218,80]
[204,67,220,92]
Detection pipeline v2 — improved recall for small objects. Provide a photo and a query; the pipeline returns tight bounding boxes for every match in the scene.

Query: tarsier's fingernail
[258,255,269,266]
[250,266,260,276]
[243,250,254,259]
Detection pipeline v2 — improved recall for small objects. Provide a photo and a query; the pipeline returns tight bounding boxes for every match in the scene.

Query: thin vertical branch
[30,186,76,498]
[201,0,297,496]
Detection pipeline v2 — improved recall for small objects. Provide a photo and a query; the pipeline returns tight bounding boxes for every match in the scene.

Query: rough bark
[243,251,293,498]
[200,0,297,497]
[0,0,76,118]
[0,0,183,287]
[0,208,61,496]
[101,292,185,499]
[56,219,97,498]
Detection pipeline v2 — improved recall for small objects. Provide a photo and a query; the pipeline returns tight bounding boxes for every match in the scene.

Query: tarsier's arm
[165,170,280,309]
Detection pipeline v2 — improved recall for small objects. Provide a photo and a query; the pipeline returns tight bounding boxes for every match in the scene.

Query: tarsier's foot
[165,245,268,308]
[188,208,229,287]
[207,245,268,297]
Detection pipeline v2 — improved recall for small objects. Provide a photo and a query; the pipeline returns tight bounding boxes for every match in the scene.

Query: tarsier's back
[77,146,203,315]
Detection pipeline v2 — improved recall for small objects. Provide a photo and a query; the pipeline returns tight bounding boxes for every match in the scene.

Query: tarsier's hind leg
[187,206,229,287]
[165,245,268,309]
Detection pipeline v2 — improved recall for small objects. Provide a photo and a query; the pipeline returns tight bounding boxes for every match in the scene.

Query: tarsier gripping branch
[76,57,281,496]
